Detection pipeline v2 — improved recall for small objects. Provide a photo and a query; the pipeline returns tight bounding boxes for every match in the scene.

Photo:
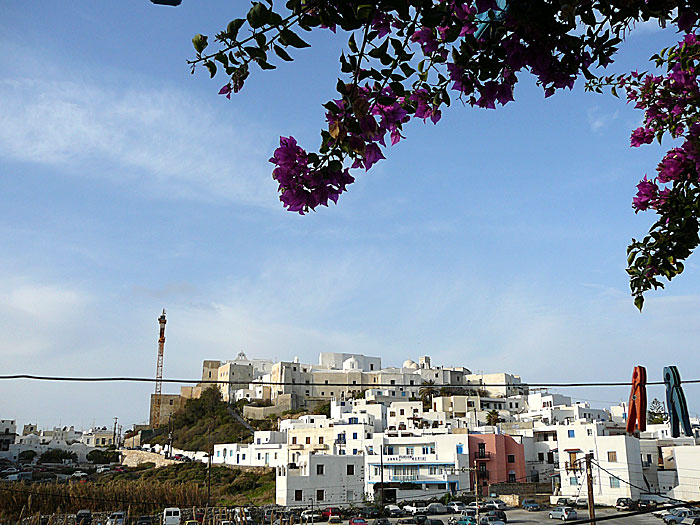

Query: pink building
[468,434,526,495]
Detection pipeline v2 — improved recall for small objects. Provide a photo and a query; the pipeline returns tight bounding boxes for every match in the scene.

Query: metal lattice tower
[152,309,167,428]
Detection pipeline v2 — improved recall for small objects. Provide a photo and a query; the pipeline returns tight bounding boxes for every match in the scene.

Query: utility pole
[379,437,384,509]
[585,454,596,524]
[207,424,212,508]
[112,417,118,447]
[168,415,174,459]
[474,460,480,524]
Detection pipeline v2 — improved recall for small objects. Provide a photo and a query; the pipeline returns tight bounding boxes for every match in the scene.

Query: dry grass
[0,464,276,522]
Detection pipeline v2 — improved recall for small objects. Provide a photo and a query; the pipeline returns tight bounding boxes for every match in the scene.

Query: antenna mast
[152,309,167,427]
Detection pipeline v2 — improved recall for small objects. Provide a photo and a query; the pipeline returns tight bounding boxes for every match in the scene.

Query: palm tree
[419,380,438,409]
[486,410,500,426]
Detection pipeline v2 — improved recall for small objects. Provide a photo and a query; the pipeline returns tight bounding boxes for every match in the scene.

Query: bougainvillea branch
[189,1,700,309]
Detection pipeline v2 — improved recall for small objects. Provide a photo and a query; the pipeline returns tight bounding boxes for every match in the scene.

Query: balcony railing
[474,451,492,460]
[390,475,419,482]
[565,461,582,471]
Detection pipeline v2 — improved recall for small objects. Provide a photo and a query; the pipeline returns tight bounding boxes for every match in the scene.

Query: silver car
[549,507,577,521]
[106,512,127,525]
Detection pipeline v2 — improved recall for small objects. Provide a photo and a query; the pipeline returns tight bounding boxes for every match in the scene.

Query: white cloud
[0,278,93,357]
[587,106,619,133]
[0,75,277,207]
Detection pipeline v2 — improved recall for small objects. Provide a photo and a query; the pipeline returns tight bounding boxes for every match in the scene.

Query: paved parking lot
[354,509,664,525]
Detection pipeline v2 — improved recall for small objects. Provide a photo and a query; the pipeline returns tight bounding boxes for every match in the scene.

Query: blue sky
[1,1,699,430]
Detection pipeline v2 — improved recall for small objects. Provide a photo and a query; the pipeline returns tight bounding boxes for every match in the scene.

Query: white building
[331,399,386,432]
[0,419,17,452]
[667,445,700,501]
[81,427,115,447]
[213,431,287,468]
[506,423,559,483]
[277,453,365,507]
[319,352,381,372]
[556,422,646,506]
[364,432,471,502]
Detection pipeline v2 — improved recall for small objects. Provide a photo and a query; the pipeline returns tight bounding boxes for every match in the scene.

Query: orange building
[468,434,526,495]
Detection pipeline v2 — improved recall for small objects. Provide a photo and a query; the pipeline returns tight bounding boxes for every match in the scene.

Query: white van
[163,507,181,525]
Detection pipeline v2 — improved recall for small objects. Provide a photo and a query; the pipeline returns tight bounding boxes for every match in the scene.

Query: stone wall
[243,394,298,420]
[488,482,553,507]
[120,449,176,468]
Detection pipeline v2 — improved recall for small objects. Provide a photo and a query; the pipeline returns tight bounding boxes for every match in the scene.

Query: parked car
[75,510,92,525]
[301,510,323,522]
[96,466,111,474]
[639,500,658,511]
[349,518,368,525]
[484,500,506,511]
[398,518,416,525]
[425,519,444,525]
[555,498,572,507]
[106,511,127,525]
[163,507,182,525]
[548,507,577,521]
[328,517,342,525]
[447,502,468,514]
[385,505,404,518]
[521,500,540,512]
[665,510,700,524]
[135,517,155,525]
[454,519,476,525]
[615,498,638,511]
[359,507,380,519]
[322,508,342,519]
[427,503,449,515]
[478,517,504,525]
[404,504,429,516]
[466,502,488,512]
[372,519,391,525]
[485,510,507,523]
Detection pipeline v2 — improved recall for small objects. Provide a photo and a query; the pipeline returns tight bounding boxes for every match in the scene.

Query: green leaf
[247,3,270,29]
[348,33,358,54]
[227,19,245,39]
[356,4,374,20]
[215,52,229,67]
[258,60,276,70]
[244,46,267,61]
[204,60,217,78]
[192,34,208,54]
[336,78,347,95]
[273,44,293,62]
[279,29,310,48]
[634,295,644,312]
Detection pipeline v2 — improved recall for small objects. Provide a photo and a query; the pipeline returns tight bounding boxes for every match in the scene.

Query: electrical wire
[564,499,700,524]
[590,459,686,503]
[1,374,699,388]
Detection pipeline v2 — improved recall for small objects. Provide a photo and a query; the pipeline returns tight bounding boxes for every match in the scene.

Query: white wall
[277,454,365,507]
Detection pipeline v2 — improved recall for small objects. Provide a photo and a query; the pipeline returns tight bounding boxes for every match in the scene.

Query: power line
[565,499,700,524]
[589,459,687,503]
[1,374,699,388]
